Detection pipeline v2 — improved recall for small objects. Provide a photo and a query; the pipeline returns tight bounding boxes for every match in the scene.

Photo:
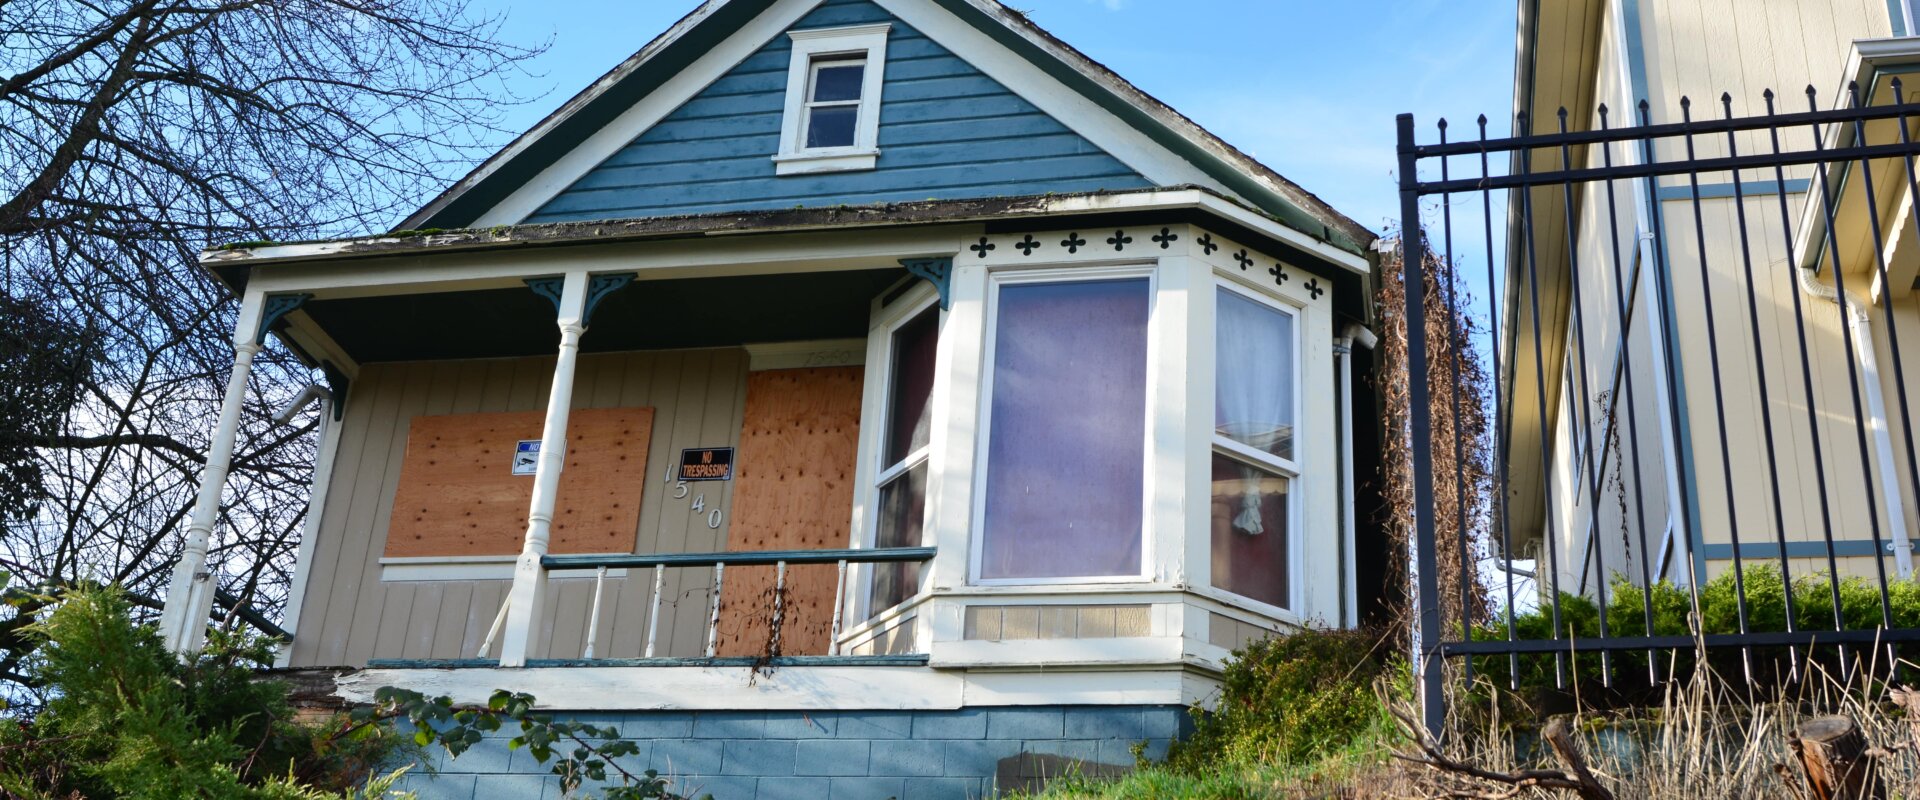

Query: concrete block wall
[392,705,1193,800]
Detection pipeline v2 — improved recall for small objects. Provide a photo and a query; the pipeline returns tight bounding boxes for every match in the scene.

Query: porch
[166,188,1374,694]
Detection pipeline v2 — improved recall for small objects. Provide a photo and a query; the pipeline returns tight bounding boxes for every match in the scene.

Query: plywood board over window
[715,367,862,657]
[384,408,655,558]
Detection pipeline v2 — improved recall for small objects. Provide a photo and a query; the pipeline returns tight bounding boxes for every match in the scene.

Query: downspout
[1336,322,1378,628]
[1797,263,1915,577]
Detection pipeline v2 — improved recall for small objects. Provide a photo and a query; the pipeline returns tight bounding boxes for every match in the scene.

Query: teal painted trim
[1698,539,1891,559]
[900,257,952,310]
[583,272,636,326]
[1617,0,1707,584]
[1653,178,1811,201]
[524,276,565,311]
[257,293,311,346]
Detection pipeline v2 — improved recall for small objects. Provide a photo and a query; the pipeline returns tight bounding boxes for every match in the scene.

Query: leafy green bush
[1163,627,1394,773]
[1470,564,1920,697]
[0,584,705,800]
[0,586,406,798]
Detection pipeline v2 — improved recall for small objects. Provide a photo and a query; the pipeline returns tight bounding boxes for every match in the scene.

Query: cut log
[1789,716,1885,800]
[1541,718,1616,800]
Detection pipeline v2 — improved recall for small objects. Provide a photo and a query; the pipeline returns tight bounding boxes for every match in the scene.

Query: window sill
[378,555,627,582]
[773,149,879,175]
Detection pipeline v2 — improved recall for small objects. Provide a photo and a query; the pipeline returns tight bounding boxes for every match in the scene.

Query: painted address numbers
[665,465,725,529]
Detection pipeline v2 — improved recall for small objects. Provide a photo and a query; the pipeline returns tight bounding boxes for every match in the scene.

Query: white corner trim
[274,399,345,667]
[867,0,1230,198]
[379,555,626,582]
[776,23,890,169]
[743,338,868,371]
[470,0,829,227]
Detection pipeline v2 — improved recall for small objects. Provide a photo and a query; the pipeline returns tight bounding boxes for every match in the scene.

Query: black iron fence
[1396,82,1920,734]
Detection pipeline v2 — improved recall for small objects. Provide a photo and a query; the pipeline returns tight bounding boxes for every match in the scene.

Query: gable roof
[398,0,1374,255]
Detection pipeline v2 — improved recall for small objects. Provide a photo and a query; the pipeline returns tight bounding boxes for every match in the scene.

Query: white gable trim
[464,0,1242,229]
[865,0,1228,195]
[470,0,829,228]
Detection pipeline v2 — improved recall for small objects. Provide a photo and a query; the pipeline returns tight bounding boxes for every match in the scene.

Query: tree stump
[1789,716,1885,800]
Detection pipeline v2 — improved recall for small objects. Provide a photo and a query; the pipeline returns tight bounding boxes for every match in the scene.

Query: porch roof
[201,186,1368,279]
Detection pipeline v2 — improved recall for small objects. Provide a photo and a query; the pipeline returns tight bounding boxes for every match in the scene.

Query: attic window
[775,24,889,175]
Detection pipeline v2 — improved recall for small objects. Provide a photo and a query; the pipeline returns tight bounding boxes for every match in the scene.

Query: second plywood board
[714,367,862,657]
[384,407,655,558]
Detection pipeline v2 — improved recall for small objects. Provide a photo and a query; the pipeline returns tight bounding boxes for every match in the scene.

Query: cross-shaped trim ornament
[1061,233,1087,253]
[1106,230,1133,251]
[1151,227,1179,249]
[1015,234,1041,255]
[969,236,996,258]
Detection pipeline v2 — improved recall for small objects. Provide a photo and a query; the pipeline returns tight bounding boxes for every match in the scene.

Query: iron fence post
[1396,113,1445,740]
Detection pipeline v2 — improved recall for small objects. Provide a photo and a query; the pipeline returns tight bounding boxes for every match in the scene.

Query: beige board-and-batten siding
[288,348,751,667]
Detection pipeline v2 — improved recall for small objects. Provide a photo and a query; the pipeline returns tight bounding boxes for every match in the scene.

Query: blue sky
[466,0,1519,236]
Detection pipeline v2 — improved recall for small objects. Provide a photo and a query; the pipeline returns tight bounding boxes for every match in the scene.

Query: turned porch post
[499,272,590,667]
[159,290,295,653]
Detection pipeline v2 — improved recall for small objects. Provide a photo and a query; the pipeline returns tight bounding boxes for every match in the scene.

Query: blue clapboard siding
[524,0,1151,224]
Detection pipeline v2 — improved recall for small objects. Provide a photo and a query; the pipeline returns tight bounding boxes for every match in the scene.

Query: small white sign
[511,440,541,475]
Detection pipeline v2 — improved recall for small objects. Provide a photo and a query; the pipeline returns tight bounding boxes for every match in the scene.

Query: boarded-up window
[715,367,863,656]
[383,408,655,558]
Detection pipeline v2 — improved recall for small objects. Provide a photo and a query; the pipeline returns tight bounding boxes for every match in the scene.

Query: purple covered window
[978,278,1149,580]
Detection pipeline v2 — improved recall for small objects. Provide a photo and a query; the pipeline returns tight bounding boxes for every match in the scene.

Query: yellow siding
[287,349,755,667]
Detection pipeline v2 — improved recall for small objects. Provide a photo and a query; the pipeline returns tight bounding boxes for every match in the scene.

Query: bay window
[1210,283,1297,610]
[976,274,1151,581]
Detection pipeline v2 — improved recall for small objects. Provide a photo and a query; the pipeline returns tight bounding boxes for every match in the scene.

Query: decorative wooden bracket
[525,276,566,311]
[321,361,350,422]
[526,274,637,326]
[583,273,637,326]
[255,293,311,345]
[900,257,954,310]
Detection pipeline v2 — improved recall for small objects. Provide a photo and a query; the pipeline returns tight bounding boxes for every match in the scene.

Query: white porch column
[499,272,590,667]
[159,290,268,653]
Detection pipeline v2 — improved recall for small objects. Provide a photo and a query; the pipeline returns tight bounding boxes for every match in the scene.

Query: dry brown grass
[1392,656,1920,799]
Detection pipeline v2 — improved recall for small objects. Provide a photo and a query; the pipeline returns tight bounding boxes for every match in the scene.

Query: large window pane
[979,279,1149,580]
[870,462,927,613]
[1215,288,1295,460]
[1209,452,1289,608]
[884,308,938,464]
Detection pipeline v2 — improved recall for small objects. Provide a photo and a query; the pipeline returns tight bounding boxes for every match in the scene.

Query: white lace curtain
[1215,290,1294,535]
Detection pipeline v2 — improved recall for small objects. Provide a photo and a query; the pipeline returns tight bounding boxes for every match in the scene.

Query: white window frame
[858,288,942,619]
[775,23,890,175]
[1207,275,1304,614]
[969,263,1160,587]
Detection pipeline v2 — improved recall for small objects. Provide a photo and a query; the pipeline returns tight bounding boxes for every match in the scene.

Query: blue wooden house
[160,0,1385,797]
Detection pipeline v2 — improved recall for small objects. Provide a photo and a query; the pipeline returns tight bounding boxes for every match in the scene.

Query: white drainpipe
[1797,264,1915,578]
[1335,323,1378,628]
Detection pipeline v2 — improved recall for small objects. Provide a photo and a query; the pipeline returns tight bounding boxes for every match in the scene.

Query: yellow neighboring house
[1506,0,1920,599]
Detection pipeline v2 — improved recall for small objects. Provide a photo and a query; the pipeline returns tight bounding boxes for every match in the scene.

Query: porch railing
[472,546,936,661]
[1396,82,1920,734]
